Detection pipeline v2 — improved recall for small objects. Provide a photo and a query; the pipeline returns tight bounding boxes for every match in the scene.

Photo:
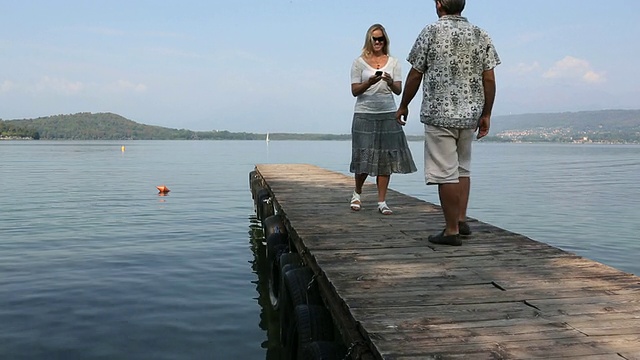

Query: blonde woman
[349,24,416,215]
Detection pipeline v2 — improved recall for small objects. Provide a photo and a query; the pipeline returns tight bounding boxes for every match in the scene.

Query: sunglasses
[372,36,386,43]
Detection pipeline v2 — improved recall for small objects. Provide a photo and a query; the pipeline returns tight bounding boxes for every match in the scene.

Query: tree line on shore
[0,120,41,139]
[2,110,639,143]
[1,113,352,141]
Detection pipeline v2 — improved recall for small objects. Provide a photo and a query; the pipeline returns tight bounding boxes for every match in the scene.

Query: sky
[1,1,639,135]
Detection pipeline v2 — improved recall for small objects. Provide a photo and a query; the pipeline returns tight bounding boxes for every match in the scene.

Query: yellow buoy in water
[121,146,126,152]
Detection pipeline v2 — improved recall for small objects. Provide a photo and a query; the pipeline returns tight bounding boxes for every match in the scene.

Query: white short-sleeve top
[350,56,402,114]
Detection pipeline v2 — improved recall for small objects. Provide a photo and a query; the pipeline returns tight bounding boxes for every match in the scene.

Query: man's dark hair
[437,0,465,14]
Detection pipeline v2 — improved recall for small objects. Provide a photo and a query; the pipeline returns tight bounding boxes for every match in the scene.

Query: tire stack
[249,170,347,360]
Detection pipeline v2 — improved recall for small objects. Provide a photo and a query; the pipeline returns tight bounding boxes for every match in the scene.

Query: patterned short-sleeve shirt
[407,15,500,128]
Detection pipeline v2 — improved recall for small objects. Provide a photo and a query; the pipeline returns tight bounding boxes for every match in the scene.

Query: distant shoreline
[2,137,638,145]
[3,109,639,143]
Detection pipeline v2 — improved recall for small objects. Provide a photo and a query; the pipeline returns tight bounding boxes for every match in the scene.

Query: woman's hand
[368,73,383,85]
[383,72,401,95]
[382,72,393,86]
[353,74,382,96]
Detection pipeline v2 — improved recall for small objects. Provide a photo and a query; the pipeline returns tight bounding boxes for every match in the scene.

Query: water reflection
[248,215,283,360]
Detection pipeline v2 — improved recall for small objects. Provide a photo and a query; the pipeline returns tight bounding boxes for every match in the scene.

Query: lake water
[1,140,639,359]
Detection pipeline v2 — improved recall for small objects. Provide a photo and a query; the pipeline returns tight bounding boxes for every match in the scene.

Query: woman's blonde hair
[361,23,390,57]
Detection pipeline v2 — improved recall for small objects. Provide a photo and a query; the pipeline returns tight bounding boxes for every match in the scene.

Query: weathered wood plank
[379,334,640,359]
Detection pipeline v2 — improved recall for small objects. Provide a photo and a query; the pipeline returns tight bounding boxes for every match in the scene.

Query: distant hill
[2,109,639,143]
[492,109,640,133]
[488,109,640,143]
[1,112,349,140]
[3,112,198,140]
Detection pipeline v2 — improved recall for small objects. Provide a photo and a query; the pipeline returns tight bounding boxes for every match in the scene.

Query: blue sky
[1,0,639,135]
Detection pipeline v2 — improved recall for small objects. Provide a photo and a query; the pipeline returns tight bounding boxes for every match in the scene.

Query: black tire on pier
[300,341,347,360]
[266,232,289,310]
[286,305,335,360]
[256,188,273,221]
[250,177,262,202]
[262,214,287,240]
[279,266,322,348]
[279,253,303,278]
[275,252,304,340]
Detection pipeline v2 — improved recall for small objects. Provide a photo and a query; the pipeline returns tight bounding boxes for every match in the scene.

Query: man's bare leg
[458,176,470,222]
[438,182,461,236]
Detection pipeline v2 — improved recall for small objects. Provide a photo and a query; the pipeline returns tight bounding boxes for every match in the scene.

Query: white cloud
[113,80,147,93]
[509,62,541,75]
[582,70,605,83]
[1,80,14,93]
[34,76,84,94]
[143,30,183,39]
[85,26,126,37]
[543,56,606,84]
[149,47,200,59]
[516,32,544,44]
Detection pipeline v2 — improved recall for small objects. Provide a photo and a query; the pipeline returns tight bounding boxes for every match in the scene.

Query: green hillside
[3,112,197,140]
[1,112,350,141]
[0,120,40,139]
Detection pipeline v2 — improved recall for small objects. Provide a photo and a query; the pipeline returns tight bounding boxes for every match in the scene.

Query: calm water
[1,140,639,359]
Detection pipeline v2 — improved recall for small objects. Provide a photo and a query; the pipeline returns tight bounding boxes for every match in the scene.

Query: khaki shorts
[424,124,474,184]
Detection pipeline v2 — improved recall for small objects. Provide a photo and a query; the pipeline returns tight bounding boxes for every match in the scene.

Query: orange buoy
[156,185,170,194]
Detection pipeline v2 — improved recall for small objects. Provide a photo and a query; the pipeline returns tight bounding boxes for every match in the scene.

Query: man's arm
[477,69,496,139]
[395,67,423,125]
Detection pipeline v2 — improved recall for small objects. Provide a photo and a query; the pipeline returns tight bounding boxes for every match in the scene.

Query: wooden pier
[254,164,640,359]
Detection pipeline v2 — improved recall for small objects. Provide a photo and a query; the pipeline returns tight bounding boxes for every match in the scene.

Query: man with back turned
[396,0,500,246]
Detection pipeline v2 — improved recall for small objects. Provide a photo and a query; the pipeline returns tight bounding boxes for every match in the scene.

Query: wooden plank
[337,288,639,310]
[378,334,640,359]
